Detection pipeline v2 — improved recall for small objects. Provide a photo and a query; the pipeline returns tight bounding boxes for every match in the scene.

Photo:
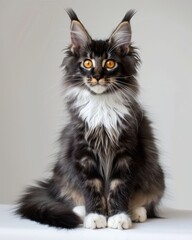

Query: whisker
[111,80,137,88]
[111,83,139,128]
[109,84,139,128]
[64,78,82,83]
[110,75,135,79]
[64,82,85,89]
[112,83,139,108]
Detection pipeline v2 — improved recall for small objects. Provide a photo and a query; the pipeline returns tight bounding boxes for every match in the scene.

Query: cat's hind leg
[131,206,147,223]
[129,191,161,223]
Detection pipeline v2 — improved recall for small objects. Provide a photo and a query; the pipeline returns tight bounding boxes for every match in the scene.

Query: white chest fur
[66,88,131,180]
[70,88,130,131]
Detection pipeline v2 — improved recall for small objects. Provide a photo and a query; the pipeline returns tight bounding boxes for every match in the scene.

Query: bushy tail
[16,181,82,229]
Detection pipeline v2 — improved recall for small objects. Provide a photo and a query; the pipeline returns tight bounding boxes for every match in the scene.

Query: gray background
[0,0,192,210]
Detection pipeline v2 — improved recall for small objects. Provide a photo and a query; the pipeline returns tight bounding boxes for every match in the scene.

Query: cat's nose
[93,75,101,81]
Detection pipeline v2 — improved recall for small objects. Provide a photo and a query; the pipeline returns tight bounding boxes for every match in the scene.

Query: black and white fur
[16,9,165,229]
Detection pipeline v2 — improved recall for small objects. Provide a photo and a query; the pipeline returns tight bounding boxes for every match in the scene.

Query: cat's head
[62,9,140,97]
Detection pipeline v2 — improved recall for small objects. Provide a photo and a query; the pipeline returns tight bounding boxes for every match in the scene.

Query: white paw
[73,206,86,220]
[84,213,107,229]
[131,207,147,223]
[107,213,132,230]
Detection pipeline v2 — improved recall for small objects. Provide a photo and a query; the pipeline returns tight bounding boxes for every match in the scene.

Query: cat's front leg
[83,178,107,229]
[75,146,107,229]
[107,152,135,230]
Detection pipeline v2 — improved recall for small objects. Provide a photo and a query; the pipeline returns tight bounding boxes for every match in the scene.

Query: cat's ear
[70,21,92,51]
[109,10,135,54]
[66,9,91,53]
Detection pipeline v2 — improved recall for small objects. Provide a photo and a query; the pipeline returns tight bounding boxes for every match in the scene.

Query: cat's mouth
[85,77,109,94]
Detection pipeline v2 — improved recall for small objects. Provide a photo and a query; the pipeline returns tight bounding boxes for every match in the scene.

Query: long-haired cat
[16,9,165,229]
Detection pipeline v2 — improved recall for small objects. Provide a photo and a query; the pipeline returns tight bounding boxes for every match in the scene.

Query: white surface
[0,205,192,240]
[1,0,192,210]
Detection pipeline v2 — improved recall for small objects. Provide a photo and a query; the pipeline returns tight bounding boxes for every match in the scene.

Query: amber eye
[105,59,116,69]
[83,59,93,69]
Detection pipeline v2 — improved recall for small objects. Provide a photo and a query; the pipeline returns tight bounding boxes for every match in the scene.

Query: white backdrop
[0,0,192,210]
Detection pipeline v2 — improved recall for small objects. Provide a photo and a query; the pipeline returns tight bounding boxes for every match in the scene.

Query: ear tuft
[66,8,79,21]
[121,10,136,22]
[109,10,135,54]
[66,9,91,53]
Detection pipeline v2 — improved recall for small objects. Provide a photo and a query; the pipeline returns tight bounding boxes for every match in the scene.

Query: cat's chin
[89,85,107,94]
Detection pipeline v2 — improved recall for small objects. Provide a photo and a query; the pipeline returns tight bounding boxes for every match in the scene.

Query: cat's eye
[105,59,116,69]
[83,59,93,69]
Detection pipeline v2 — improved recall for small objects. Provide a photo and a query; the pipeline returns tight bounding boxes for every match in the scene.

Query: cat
[16,9,165,230]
